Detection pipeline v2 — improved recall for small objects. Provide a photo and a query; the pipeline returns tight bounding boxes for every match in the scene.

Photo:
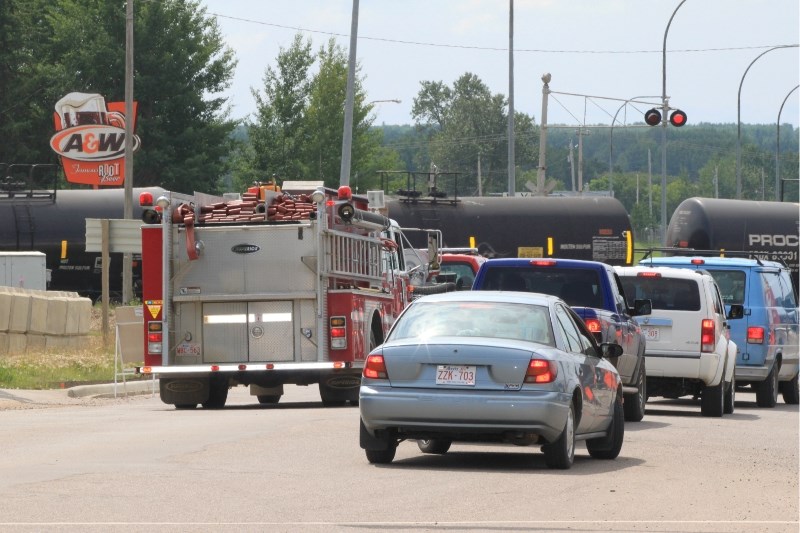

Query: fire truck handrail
[172,291,318,303]
[323,228,385,284]
[137,361,364,374]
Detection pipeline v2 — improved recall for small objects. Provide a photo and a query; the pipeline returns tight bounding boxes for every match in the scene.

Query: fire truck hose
[171,192,317,228]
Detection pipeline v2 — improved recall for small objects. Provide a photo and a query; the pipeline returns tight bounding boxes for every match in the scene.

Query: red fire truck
[136,182,440,408]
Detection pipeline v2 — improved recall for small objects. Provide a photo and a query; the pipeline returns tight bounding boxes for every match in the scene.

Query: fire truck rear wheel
[257,395,282,404]
[202,377,229,409]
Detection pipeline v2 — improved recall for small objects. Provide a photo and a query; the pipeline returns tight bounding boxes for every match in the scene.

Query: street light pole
[776,84,799,201]
[339,0,359,187]
[536,73,551,196]
[608,95,660,195]
[508,0,515,196]
[736,45,798,199]
[660,0,687,246]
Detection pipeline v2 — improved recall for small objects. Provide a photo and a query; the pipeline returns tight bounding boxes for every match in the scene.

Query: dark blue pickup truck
[472,258,652,421]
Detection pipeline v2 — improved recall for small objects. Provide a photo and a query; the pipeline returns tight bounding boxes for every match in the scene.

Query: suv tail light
[701,319,716,352]
[363,354,388,379]
[747,326,765,344]
[524,359,558,383]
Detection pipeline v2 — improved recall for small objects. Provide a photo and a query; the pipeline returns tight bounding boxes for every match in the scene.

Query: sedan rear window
[389,301,554,346]
[620,277,701,311]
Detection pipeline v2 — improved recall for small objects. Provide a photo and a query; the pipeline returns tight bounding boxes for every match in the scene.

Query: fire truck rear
[136,183,437,408]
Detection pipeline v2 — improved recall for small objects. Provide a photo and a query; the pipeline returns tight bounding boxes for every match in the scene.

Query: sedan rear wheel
[542,403,575,469]
[587,397,624,460]
[365,447,396,464]
[417,439,452,454]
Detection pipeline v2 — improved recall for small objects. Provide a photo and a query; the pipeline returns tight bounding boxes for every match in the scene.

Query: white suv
[615,266,742,417]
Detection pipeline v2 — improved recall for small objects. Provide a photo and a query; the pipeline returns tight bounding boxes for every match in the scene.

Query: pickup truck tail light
[363,354,388,379]
[524,359,558,383]
[701,319,716,352]
[747,326,765,344]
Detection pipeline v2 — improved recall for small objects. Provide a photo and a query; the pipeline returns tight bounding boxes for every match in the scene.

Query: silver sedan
[359,291,625,469]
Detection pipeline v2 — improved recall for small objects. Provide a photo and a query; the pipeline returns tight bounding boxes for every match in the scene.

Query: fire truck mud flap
[319,372,362,406]
[160,377,210,407]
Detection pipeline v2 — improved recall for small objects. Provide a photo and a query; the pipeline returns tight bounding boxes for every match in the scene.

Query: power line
[207,11,797,55]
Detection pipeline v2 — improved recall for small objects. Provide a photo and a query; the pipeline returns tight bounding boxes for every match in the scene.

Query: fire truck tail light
[701,319,716,352]
[330,316,347,349]
[524,359,557,383]
[364,354,388,379]
[147,321,163,354]
[747,326,765,344]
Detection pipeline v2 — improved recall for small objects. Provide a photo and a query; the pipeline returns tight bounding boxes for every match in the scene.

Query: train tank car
[666,197,800,288]
[0,186,167,298]
[386,195,635,265]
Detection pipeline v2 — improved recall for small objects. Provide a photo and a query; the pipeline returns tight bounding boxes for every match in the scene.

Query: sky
[199,0,800,129]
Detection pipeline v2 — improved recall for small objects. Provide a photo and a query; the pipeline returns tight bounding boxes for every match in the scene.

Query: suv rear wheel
[723,376,735,414]
[701,380,724,417]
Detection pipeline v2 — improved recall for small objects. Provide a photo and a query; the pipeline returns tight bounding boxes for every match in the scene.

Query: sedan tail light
[747,326,765,344]
[524,359,557,384]
[701,319,716,353]
[363,354,388,380]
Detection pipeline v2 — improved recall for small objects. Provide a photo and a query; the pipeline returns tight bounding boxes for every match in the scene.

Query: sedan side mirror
[726,304,744,320]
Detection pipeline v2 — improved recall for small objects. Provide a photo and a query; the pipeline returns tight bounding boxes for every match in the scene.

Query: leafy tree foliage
[245,36,381,190]
[411,73,537,195]
[0,0,237,194]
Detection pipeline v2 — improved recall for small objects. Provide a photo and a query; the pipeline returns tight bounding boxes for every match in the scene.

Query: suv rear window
[480,267,604,308]
[620,277,701,311]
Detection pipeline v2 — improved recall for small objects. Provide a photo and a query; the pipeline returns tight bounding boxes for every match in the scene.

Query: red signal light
[644,108,662,126]
[669,109,687,127]
[139,191,154,206]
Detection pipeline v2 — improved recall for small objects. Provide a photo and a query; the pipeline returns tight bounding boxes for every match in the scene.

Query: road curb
[67,379,159,399]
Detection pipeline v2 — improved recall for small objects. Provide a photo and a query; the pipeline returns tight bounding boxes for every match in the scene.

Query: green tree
[305,38,376,188]
[1,0,237,193]
[411,73,537,195]
[248,34,314,183]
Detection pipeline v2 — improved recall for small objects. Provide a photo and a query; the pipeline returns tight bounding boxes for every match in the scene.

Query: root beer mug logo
[50,92,141,186]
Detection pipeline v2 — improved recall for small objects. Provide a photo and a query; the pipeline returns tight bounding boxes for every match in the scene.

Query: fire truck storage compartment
[181,300,315,364]
[172,222,317,295]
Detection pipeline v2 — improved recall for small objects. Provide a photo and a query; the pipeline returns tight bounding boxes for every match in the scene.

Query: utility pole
[714,166,719,198]
[577,128,586,193]
[648,148,653,216]
[568,140,576,192]
[123,0,134,304]
[339,0,359,187]
[507,0,515,196]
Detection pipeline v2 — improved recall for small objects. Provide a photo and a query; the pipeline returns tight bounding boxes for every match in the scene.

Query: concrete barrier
[0,286,92,356]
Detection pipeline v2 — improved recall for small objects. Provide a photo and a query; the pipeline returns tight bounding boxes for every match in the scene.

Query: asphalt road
[0,384,797,532]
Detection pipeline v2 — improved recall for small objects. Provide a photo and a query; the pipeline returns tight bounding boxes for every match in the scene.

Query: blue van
[638,256,799,406]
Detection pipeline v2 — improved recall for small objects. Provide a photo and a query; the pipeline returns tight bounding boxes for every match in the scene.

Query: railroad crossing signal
[644,108,687,127]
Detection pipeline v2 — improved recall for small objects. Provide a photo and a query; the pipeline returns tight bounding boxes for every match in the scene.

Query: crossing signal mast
[644,107,687,127]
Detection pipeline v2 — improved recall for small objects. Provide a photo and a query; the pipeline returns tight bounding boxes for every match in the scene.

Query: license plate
[176,342,200,356]
[436,365,476,386]
[642,327,660,341]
